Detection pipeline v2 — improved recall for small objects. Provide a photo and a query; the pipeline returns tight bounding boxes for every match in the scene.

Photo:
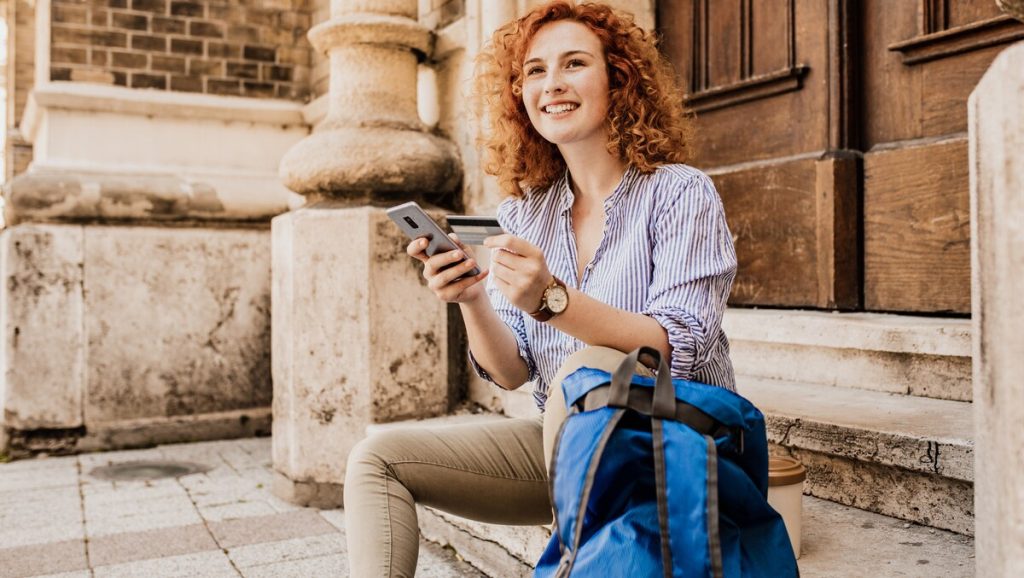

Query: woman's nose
[543,71,566,94]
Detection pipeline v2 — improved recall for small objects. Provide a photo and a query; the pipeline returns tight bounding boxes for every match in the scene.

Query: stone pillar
[968,29,1024,578]
[272,0,460,506]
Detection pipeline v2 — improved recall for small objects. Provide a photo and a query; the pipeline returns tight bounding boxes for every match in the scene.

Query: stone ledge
[782,448,974,536]
[271,470,345,509]
[6,168,294,224]
[75,408,272,453]
[723,309,970,357]
[22,82,306,143]
[742,377,973,482]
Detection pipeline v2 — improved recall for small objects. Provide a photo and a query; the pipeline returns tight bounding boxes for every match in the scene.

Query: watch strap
[529,307,554,322]
[529,276,565,322]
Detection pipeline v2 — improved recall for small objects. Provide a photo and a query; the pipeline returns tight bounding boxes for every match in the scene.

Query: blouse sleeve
[467,197,540,386]
[641,172,737,380]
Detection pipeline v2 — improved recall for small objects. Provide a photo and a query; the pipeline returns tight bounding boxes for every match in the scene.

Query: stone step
[723,309,972,401]
[739,376,974,536]
[418,496,975,577]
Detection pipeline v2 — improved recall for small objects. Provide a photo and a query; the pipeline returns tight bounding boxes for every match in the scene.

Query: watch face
[546,286,569,313]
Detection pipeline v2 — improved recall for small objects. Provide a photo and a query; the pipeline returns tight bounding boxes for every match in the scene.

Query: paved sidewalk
[0,437,483,578]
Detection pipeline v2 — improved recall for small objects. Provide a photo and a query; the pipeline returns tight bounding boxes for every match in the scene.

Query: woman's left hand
[484,234,554,314]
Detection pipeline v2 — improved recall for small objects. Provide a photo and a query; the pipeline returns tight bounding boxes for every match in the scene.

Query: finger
[483,234,529,256]
[489,249,517,272]
[440,268,489,298]
[407,237,429,261]
[449,233,477,259]
[424,248,468,277]
[490,268,510,288]
[430,257,479,289]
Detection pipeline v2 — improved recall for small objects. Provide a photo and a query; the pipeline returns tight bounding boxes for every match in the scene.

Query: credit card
[447,216,505,245]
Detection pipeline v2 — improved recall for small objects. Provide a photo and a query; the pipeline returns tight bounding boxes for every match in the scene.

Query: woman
[344,2,737,576]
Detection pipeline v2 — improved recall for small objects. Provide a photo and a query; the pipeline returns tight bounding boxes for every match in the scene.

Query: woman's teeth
[544,103,578,114]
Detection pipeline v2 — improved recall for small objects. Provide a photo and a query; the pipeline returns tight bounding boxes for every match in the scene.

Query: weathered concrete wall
[0,224,273,456]
[83,226,271,423]
[969,40,1024,577]
[0,224,85,431]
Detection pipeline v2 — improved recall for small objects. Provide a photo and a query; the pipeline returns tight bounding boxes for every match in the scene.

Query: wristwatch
[529,276,569,322]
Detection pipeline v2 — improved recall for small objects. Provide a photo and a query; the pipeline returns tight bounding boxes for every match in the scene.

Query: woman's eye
[566,59,585,68]
[526,67,543,76]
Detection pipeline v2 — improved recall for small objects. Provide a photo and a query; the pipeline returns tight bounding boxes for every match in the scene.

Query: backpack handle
[608,346,676,419]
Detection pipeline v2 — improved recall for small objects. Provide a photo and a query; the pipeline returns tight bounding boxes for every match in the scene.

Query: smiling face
[521,20,611,152]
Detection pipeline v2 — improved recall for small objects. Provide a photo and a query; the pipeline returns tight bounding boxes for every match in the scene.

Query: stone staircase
[724,309,974,536]
[370,309,975,576]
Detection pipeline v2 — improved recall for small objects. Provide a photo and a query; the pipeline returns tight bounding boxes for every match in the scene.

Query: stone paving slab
[207,509,337,549]
[226,533,345,569]
[0,540,88,578]
[87,524,219,567]
[0,521,86,550]
[0,437,485,577]
[91,550,238,578]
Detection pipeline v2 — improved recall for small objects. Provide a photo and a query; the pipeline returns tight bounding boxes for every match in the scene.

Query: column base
[272,470,345,509]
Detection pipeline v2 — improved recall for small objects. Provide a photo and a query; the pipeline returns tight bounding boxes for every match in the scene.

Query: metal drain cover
[90,460,209,481]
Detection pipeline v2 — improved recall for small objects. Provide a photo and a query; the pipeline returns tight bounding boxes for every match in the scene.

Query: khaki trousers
[343,346,653,577]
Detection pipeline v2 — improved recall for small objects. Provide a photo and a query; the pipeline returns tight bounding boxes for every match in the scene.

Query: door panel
[859,0,1021,313]
[659,0,1023,314]
[659,0,854,308]
[864,139,970,313]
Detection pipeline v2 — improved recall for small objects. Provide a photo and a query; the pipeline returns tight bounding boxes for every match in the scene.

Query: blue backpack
[535,347,799,578]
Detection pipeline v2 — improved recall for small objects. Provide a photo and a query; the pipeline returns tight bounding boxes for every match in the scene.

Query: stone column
[969,11,1024,574]
[272,0,460,506]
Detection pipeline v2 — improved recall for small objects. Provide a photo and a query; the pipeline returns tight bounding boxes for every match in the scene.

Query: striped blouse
[470,163,737,410]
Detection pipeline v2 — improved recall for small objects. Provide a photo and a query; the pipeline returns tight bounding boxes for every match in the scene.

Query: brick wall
[49,0,313,100]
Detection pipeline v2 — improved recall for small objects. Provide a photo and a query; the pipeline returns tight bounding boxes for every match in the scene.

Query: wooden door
[657,0,1024,314]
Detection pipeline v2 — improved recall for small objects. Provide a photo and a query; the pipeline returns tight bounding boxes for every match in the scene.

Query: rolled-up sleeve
[467,198,540,385]
[642,173,737,380]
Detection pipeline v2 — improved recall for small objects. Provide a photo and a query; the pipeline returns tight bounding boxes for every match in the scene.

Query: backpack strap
[550,407,627,578]
[581,347,742,449]
[704,433,724,578]
[651,418,674,578]
[577,384,723,436]
[652,422,725,578]
[608,346,676,418]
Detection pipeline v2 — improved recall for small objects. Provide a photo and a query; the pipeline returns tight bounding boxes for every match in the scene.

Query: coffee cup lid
[768,456,807,486]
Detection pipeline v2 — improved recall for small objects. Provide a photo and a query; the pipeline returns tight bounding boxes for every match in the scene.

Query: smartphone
[386,201,481,278]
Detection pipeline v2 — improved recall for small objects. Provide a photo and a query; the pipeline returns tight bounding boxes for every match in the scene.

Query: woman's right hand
[407,233,489,304]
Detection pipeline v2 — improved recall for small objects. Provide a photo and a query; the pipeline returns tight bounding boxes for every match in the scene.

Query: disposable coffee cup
[767,456,807,559]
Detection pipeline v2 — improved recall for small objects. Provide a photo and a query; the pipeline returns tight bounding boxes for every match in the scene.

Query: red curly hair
[473,1,694,198]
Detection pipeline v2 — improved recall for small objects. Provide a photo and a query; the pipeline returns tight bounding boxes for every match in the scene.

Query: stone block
[0,224,85,430]
[969,40,1024,577]
[271,205,450,501]
[724,309,972,401]
[82,226,271,425]
[779,447,974,536]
